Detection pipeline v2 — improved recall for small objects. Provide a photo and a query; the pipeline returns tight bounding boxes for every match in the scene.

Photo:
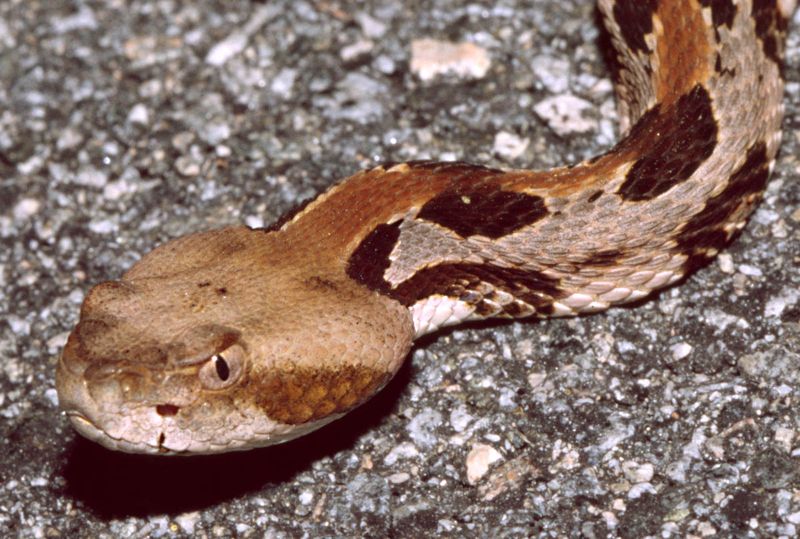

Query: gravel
[1,1,798,537]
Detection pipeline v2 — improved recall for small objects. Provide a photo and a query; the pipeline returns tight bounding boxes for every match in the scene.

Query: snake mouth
[64,409,174,455]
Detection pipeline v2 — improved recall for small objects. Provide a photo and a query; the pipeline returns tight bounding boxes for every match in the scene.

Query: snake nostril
[156,403,180,416]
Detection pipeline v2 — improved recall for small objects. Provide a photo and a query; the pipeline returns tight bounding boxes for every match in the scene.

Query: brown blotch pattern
[699,0,737,30]
[714,53,737,76]
[387,262,564,316]
[583,249,625,267]
[418,182,549,239]
[346,221,402,293]
[612,0,659,54]
[251,364,391,425]
[676,142,770,271]
[617,85,718,201]
[752,0,789,69]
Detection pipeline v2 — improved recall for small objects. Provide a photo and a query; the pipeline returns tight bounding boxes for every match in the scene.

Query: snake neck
[270,0,791,336]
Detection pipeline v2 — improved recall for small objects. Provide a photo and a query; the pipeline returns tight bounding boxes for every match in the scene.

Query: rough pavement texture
[1,1,799,537]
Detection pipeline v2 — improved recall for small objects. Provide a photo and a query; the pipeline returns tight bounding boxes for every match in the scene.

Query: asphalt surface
[1,1,799,537]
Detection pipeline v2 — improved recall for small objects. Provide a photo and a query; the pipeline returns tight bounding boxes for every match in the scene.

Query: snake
[56,0,796,454]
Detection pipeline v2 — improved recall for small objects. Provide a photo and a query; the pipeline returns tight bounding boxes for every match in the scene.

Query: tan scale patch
[249,364,391,425]
[654,0,714,105]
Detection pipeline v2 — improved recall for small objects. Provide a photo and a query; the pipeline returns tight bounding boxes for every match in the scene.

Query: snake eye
[199,345,244,390]
[214,354,229,381]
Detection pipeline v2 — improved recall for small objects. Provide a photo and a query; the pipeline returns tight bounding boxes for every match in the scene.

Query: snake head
[56,226,414,454]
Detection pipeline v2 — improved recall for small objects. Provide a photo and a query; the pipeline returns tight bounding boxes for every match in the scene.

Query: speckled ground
[1,1,799,537]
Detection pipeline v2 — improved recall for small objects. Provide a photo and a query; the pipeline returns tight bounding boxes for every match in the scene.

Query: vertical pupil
[214,354,230,381]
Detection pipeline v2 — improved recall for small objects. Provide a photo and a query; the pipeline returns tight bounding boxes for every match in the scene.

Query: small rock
[622,461,655,483]
[44,388,59,407]
[245,215,264,229]
[406,408,443,449]
[533,94,597,136]
[774,428,795,452]
[298,490,314,504]
[127,103,150,125]
[764,286,799,318]
[697,521,717,537]
[73,166,109,188]
[493,131,529,160]
[12,198,41,220]
[449,404,473,433]
[175,156,201,177]
[466,443,503,484]
[271,68,297,98]
[174,511,201,534]
[383,441,419,466]
[738,264,763,277]
[717,253,734,274]
[531,54,570,93]
[201,121,231,145]
[46,331,70,351]
[30,477,48,487]
[387,472,411,484]
[670,342,693,361]
[341,39,374,62]
[627,482,656,499]
[88,219,115,235]
[0,18,15,48]
[478,456,540,501]
[355,12,387,38]
[410,39,491,82]
[205,4,280,66]
[56,128,84,151]
[51,5,97,34]
[528,372,547,388]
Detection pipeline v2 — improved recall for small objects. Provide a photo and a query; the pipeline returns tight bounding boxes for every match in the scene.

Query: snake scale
[56,0,796,454]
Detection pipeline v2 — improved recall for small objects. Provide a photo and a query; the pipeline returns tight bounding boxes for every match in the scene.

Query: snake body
[57,0,796,454]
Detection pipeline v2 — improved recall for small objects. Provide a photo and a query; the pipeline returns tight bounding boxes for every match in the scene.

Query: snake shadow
[58,356,414,518]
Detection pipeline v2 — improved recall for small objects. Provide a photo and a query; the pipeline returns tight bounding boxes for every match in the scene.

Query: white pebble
[127,103,150,125]
[383,441,419,466]
[717,253,734,274]
[670,342,693,360]
[355,12,387,38]
[410,39,491,81]
[340,39,374,62]
[466,443,502,484]
[493,131,529,160]
[205,4,279,66]
[73,167,109,188]
[774,428,795,452]
[44,388,59,407]
[533,94,597,136]
[531,54,570,93]
[387,472,411,484]
[622,461,654,483]
[271,68,297,98]
[174,511,201,534]
[738,264,763,277]
[13,198,41,220]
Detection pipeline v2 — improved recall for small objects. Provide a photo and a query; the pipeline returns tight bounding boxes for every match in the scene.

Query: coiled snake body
[57,0,796,454]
